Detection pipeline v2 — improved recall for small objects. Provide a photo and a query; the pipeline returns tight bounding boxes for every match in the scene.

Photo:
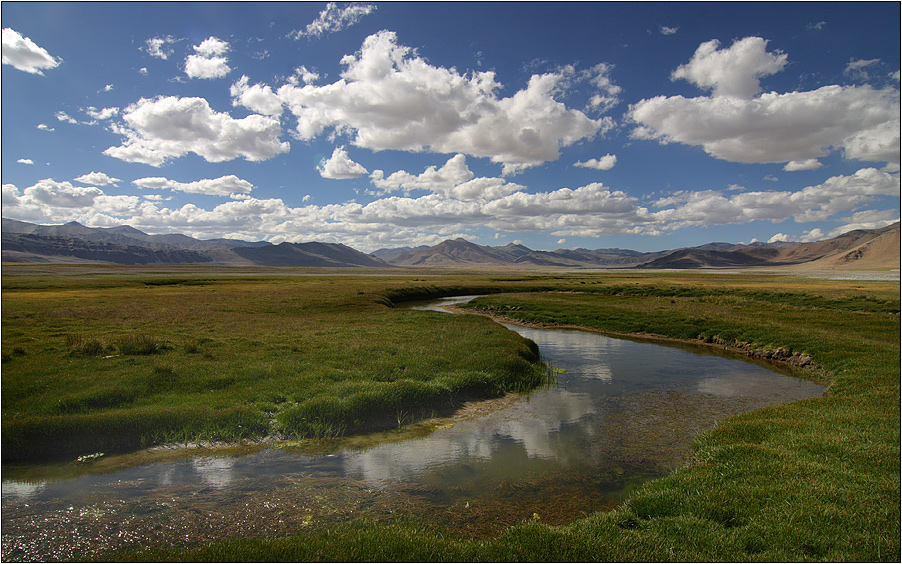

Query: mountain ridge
[2,218,898,271]
[638,223,899,270]
[0,219,386,267]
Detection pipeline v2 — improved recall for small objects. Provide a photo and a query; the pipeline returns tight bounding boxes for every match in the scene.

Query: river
[0,296,824,560]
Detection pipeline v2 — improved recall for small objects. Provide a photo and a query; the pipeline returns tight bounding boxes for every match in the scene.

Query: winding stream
[1,296,824,561]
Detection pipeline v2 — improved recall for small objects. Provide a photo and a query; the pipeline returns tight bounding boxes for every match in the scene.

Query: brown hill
[781,223,900,271]
[640,223,899,270]
[231,242,387,267]
[638,247,779,269]
[388,238,512,266]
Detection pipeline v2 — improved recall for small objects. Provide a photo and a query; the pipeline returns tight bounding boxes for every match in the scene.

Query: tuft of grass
[66,333,106,356]
[144,365,180,393]
[114,333,163,355]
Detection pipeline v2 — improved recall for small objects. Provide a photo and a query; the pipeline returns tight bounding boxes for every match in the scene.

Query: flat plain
[1,264,899,561]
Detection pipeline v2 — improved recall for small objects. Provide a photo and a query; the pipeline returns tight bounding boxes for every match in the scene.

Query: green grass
[1,268,547,460]
[3,266,899,561]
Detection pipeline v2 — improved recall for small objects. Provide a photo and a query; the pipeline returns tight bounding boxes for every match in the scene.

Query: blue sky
[2,2,899,252]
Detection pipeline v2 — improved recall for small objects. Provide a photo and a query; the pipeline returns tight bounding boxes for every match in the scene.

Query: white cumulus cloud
[17,158,34,165]
[768,233,791,243]
[133,175,255,197]
[833,209,900,231]
[24,180,102,208]
[575,154,617,170]
[194,37,229,58]
[145,36,178,59]
[75,172,121,186]
[630,84,900,166]
[371,154,474,194]
[671,37,787,99]
[85,106,119,120]
[483,183,639,224]
[292,2,377,39]
[55,111,78,124]
[783,159,822,172]
[1,180,142,228]
[4,168,896,252]
[2,28,61,75]
[630,37,900,168]
[230,76,283,116]
[317,146,369,179]
[370,154,523,201]
[288,65,320,85]
[1,180,144,225]
[269,31,607,174]
[584,63,622,113]
[185,37,231,79]
[651,168,900,228]
[104,96,290,166]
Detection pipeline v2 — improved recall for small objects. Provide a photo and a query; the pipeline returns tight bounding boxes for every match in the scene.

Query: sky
[2,2,900,253]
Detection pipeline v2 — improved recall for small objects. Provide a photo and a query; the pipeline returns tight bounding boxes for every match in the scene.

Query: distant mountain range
[372,238,671,267]
[1,219,386,268]
[2,218,899,271]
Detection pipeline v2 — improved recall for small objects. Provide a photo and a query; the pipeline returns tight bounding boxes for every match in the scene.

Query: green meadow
[1,265,899,561]
[1,266,546,461]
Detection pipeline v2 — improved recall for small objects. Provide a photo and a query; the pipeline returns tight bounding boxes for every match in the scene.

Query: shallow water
[1,296,824,560]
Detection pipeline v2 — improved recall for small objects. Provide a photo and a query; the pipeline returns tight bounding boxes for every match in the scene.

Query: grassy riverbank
[3,266,899,561]
[1,267,546,461]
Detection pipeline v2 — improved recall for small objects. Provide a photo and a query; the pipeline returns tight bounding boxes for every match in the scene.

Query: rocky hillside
[777,223,900,271]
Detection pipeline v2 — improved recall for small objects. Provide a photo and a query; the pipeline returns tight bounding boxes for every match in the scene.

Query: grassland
[2,265,899,561]
[1,267,548,461]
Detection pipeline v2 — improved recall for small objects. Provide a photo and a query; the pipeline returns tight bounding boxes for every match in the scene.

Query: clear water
[1,296,824,560]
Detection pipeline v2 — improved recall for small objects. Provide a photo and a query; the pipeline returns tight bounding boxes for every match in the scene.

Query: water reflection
[526,327,618,382]
[342,386,595,486]
[2,296,825,560]
[191,457,235,489]
[1,482,46,501]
